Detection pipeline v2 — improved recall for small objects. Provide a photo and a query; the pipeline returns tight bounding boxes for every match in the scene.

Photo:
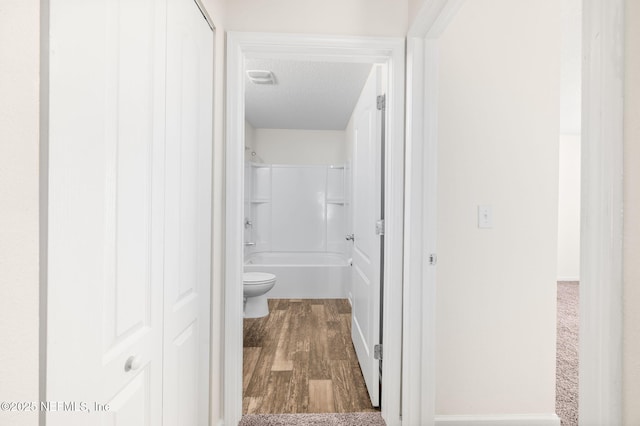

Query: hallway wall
[0,1,41,425]
[557,134,581,281]
[557,0,581,281]
[225,0,408,36]
[435,0,559,416]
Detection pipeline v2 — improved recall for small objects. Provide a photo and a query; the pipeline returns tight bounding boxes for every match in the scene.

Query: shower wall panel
[245,163,347,254]
[272,166,327,251]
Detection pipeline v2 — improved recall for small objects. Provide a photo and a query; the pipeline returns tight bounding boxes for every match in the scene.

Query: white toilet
[243,272,276,318]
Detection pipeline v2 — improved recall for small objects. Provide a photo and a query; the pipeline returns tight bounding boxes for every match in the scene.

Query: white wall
[0,1,40,425]
[560,0,582,135]
[226,0,407,37]
[556,0,581,282]
[623,0,640,423]
[435,0,559,416]
[557,135,581,281]
[407,0,424,22]
[253,128,346,165]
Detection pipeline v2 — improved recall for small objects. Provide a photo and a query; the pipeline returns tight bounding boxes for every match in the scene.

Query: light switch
[478,205,493,229]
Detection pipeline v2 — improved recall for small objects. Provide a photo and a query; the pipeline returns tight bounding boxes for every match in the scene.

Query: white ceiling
[244,59,373,130]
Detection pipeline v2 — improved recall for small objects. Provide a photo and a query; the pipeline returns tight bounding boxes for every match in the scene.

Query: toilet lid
[243,272,276,285]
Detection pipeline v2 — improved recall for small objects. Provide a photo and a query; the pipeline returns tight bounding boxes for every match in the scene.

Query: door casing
[224,32,405,426]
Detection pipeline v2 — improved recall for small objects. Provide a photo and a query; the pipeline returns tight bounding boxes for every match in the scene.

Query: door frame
[224,32,405,426]
[403,3,466,425]
[403,0,624,424]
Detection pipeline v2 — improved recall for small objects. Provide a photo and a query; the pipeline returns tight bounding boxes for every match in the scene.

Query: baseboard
[557,276,580,282]
[435,414,560,426]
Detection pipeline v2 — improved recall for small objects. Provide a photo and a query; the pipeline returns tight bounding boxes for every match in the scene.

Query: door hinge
[429,253,438,265]
[374,344,383,360]
[377,94,386,110]
[375,219,385,236]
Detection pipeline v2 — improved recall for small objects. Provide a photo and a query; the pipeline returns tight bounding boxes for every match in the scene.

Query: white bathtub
[244,252,349,298]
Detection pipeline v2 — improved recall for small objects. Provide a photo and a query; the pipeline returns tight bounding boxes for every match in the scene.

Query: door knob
[345,234,355,241]
[124,355,141,372]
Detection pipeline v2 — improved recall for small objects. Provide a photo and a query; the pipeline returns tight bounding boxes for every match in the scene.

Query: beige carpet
[239,412,385,425]
[556,281,579,426]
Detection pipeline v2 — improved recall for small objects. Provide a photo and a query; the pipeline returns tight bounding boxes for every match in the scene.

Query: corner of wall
[0,1,41,425]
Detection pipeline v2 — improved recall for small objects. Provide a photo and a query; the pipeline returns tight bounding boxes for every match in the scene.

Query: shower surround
[244,162,351,298]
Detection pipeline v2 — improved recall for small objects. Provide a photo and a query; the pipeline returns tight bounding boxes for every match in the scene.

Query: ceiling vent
[246,70,276,85]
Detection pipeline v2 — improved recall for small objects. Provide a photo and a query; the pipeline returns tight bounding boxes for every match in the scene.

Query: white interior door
[350,66,383,407]
[47,0,166,424]
[162,1,213,425]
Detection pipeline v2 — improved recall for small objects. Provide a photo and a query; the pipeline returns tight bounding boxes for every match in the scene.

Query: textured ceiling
[245,59,373,130]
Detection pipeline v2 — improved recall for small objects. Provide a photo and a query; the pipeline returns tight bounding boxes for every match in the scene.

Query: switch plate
[478,205,493,229]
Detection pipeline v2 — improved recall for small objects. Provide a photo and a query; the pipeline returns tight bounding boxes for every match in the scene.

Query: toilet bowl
[243,272,276,318]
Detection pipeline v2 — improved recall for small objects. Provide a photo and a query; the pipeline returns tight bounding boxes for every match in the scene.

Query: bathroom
[241,57,385,414]
[242,58,374,306]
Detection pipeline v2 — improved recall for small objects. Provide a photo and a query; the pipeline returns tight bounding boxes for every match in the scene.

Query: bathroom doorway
[224,33,405,426]
[241,57,384,413]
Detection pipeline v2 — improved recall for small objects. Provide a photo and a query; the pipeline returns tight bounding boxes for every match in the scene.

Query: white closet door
[47,0,166,424]
[162,1,213,425]
[48,0,213,425]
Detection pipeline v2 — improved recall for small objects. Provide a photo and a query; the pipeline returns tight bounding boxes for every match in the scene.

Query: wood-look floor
[243,299,378,414]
